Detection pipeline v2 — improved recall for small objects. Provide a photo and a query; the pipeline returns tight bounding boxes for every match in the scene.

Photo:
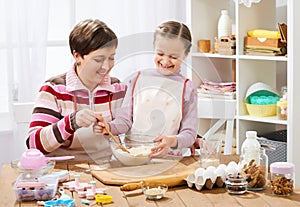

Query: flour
[113,145,153,166]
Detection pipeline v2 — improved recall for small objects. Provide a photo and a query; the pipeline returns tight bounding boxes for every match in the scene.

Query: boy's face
[154,36,187,76]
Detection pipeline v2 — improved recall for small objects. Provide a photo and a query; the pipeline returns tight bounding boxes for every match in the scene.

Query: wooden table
[1,155,300,207]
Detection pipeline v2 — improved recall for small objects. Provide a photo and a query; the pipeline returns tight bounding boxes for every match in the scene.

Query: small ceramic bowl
[142,183,168,200]
[11,159,55,178]
[19,149,74,169]
[20,149,46,169]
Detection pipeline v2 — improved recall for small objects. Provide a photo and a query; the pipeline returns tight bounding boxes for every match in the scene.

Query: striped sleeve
[26,83,75,154]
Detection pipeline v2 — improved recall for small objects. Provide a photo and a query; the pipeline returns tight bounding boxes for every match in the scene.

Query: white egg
[194,167,205,177]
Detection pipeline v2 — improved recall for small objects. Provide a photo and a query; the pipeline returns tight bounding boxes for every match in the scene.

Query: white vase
[218,10,232,38]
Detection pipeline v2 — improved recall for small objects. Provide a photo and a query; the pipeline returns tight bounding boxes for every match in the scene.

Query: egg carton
[185,161,241,191]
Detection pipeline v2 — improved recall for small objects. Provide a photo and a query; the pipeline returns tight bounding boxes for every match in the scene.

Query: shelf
[238,55,288,62]
[198,98,236,119]
[188,0,291,158]
[191,52,236,59]
[238,115,287,125]
[191,53,288,62]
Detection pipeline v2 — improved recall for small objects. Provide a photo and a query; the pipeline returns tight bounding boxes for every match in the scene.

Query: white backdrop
[0,0,186,168]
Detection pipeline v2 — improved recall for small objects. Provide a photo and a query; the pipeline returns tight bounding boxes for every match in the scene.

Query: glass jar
[270,162,295,196]
[277,98,287,120]
[281,86,287,97]
[240,147,268,190]
[225,173,248,194]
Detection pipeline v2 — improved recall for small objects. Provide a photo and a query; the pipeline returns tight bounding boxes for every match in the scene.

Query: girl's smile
[154,37,188,75]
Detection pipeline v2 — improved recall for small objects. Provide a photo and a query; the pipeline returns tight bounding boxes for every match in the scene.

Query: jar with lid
[277,95,287,120]
[240,147,268,190]
[270,162,295,196]
[225,173,248,194]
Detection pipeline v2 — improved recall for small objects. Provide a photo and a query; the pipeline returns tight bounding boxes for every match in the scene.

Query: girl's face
[74,46,116,91]
[154,37,188,76]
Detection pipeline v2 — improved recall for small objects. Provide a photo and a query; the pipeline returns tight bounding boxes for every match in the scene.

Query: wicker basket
[258,138,287,165]
[244,82,279,117]
[258,130,287,165]
[245,103,277,117]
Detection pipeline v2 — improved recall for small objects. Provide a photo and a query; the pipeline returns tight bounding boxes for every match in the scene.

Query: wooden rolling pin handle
[120,181,143,191]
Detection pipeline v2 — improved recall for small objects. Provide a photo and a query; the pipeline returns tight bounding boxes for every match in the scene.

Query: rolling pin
[120,171,190,191]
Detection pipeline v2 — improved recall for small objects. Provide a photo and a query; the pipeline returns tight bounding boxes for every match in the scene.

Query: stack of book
[244,24,287,56]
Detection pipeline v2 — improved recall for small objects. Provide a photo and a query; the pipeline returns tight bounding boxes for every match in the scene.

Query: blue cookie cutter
[44,199,75,207]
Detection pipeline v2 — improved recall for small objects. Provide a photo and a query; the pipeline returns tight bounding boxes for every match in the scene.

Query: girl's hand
[93,113,110,135]
[190,137,203,156]
[75,108,98,128]
[149,135,177,157]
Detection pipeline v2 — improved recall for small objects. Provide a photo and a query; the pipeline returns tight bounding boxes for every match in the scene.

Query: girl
[96,21,198,157]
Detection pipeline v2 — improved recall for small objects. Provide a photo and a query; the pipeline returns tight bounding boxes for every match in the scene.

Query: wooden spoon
[100,122,130,153]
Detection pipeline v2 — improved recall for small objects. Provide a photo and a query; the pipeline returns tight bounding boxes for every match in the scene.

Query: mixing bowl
[109,134,156,166]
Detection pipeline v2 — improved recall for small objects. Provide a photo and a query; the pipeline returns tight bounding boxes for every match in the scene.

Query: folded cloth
[198,80,236,100]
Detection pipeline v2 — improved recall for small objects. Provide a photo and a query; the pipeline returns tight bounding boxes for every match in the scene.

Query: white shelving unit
[187,0,300,185]
[186,0,300,166]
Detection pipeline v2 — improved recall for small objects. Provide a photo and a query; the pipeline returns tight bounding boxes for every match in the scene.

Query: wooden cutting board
[92,157,200,186]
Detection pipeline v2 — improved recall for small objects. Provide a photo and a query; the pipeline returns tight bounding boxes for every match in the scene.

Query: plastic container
[241,131,261,165]
[218,10,232,38]
[14,173,58,201]
[270,162,295,196]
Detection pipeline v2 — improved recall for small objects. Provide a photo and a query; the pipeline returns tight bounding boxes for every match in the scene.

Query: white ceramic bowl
[109,134,155,166]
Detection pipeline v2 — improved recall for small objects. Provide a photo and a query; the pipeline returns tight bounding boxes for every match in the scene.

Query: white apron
[128,73,187,155]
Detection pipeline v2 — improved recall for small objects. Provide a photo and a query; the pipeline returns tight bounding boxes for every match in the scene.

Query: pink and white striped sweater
[26,67,126,154]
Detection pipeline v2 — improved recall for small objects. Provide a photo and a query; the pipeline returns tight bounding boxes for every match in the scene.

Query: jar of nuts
[240,148,268,190]
[270,162,295,196]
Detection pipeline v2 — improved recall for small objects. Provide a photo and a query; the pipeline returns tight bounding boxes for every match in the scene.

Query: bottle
[217,10,232,38]
[270,162,295,196]
[240,131,261,166]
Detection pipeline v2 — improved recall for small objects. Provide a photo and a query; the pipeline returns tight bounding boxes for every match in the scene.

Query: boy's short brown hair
[69,19,117,57]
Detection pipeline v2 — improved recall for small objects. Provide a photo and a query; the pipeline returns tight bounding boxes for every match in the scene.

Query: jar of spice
[270,162,295,196]
[225,173,248,194]
[277,95,287,120]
